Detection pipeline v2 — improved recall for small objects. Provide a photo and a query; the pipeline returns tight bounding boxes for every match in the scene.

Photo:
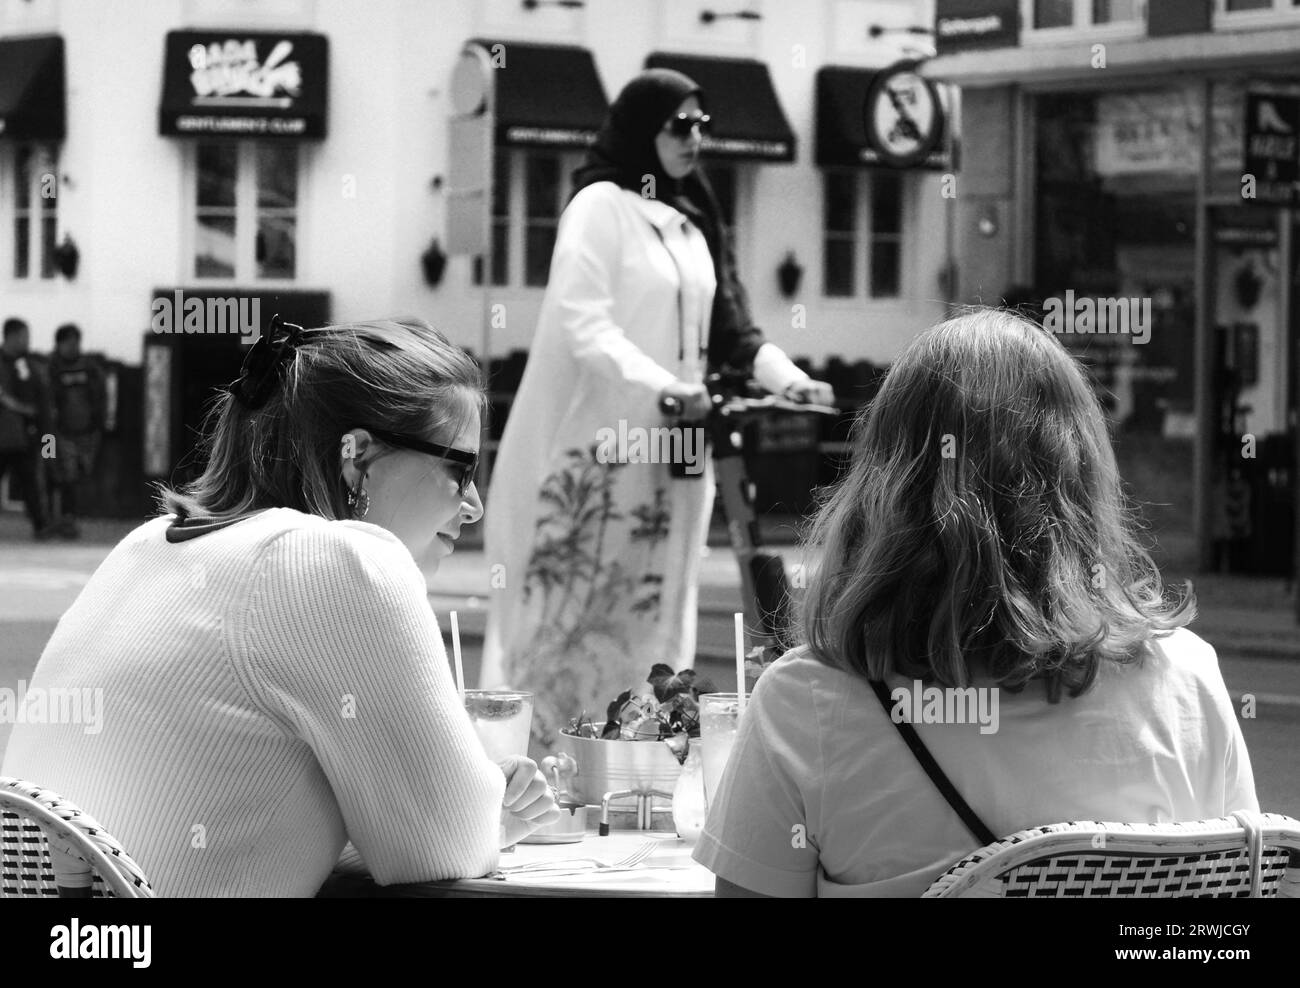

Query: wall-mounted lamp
[52,233,79,280]
[700,9,761,24]
[977,207,999,238]
[777,251,803,298]
[1235,261,1263,310]
[522,0,585,10]
[867,23,936,58]
[422,238,448,288]
[867,24,933,39]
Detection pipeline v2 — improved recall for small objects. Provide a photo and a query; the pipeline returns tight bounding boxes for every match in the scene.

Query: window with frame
[194,141,298,280]
[473,152,746,289]
[10,143,59,280]
[475,148,580,288]
[1030,0,1141,29]
[822,169,903,299]
[1221,0,1300,12]
[1093,0,1140,22]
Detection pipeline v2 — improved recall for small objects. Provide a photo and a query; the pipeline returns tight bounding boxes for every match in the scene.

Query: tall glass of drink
[463,689,534,762]
[464,690,535,851]
[699,692,743,813]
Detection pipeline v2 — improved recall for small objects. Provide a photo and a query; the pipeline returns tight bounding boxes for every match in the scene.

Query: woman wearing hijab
[482,69,833,748]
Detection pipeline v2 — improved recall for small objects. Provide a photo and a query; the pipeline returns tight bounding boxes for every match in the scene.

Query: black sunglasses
[664,112,711,139]
[365,427,478,497]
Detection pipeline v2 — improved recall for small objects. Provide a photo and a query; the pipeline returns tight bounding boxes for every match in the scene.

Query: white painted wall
[1,0,947,367]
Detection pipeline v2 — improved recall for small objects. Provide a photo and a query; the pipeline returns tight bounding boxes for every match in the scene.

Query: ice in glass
[463,690,534,762]
[699,692,742,811]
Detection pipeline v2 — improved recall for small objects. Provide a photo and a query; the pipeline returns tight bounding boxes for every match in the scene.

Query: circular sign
[451,48,490,116]
[862,60,946,169]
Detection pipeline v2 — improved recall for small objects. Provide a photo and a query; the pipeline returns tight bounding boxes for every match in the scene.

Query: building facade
[928,0,1300,574]
[0,0,954,513]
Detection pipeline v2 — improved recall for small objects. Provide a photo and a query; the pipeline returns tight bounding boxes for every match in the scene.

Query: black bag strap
[868,679,997,847]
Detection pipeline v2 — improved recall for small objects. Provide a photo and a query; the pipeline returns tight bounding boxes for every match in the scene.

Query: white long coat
[481,180,803,749]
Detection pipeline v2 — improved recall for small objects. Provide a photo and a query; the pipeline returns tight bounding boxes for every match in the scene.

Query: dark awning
[0,36,65,140]
[466,40,607,148]
[159,31,329,139]
[816,66,950,170]
[644,52,795,162]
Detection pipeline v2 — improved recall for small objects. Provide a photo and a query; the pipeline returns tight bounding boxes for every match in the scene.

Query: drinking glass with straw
[452,611,535,850]
[699,613,748,812]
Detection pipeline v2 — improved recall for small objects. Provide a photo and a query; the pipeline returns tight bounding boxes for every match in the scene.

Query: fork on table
[493,840,661,878]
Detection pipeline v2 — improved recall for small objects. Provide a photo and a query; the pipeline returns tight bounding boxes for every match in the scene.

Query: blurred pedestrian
[0,317,54,540]
[482,68,832,748]
[47,323,106,539]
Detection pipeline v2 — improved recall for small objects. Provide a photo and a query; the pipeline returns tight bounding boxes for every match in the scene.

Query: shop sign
[1243,91,1300,207]
[934,0,1020,53]
[159,32,328,139]
[863,61,946,169]
[1094,92,1202,176]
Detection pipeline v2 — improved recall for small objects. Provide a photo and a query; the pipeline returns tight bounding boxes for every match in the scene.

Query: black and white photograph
[1,0,1298,962]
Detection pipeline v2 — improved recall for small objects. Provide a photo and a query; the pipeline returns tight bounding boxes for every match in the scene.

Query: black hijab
[570,69,764,372]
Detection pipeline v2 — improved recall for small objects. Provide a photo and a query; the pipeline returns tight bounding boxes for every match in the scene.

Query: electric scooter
[660,372,838,653]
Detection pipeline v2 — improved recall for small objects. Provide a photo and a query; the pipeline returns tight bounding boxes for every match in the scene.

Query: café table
[317,816,716,898]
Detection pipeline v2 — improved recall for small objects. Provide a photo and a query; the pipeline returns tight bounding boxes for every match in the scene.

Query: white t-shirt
[692,630,1257,897]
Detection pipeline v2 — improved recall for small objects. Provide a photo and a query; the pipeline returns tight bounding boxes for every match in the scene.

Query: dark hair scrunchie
[225,313,306,410]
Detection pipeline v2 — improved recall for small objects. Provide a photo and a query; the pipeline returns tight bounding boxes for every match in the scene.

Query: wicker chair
[0,777,153,898]
[923,811,1300,898]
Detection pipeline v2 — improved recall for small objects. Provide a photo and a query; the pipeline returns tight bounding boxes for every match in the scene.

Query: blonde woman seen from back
[693,308,1257,897]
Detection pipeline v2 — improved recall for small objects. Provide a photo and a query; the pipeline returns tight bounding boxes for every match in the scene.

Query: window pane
[197,144,237,209]
[14,217,29,279]
[1034,0,1074,27]
[870,240,901,297]
[490,219,508,286]
[256,145,298,209]
[1093,0,1138,21]
[40,215,57,278]
[196,214,236,278]
[871,173,903,236]
[526,154,560,220]
[1225,0,1271,9]
[525,225,556,286]
[35,145,57,210]
[492,152,510,218]
[824,239,854,296]
[824,172,856,233]
[256,215,296,279]
[14,146,31,209]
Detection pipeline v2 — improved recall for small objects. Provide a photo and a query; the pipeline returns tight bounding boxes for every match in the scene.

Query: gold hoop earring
[346,473,370,520]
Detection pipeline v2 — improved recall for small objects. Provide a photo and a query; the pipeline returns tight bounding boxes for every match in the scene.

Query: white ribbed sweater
[1,508,505,896]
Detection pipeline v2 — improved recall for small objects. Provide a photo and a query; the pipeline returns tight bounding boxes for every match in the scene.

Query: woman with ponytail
[3,315,558,896]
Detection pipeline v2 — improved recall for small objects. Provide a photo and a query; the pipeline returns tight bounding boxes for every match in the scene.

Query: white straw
[734,612,746,716]
[450,610,465,701]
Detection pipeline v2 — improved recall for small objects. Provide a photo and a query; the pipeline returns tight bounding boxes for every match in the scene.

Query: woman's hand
[498,755,562,847]
[659,381,712,419]
[783,379,835,406]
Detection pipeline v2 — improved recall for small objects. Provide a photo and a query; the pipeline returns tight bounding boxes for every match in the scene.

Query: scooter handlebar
[659,392,837,419]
